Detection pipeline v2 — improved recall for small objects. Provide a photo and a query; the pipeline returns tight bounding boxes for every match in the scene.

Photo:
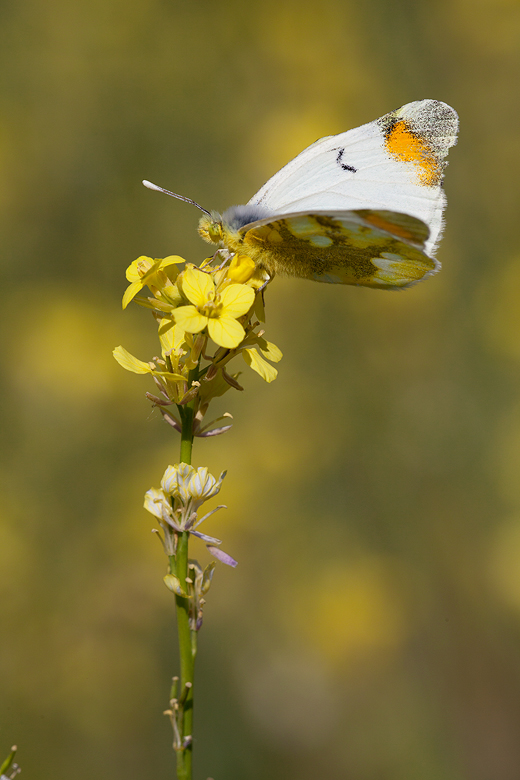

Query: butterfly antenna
[142,180,211,216]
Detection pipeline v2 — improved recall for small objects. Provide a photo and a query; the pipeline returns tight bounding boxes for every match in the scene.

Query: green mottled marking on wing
[236,211,435,288]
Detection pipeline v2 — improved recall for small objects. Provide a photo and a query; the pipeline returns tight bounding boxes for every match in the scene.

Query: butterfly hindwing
[230,209,437,289]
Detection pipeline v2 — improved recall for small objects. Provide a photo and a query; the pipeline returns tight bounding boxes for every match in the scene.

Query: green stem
[171,533,195,780]
[178,365,199,465]
[173,364,199,780]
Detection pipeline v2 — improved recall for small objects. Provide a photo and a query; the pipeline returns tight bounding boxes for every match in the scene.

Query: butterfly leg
[258,271,274,294]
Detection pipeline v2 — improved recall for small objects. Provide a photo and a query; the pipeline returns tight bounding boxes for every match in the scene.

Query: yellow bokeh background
[2,0,520,777]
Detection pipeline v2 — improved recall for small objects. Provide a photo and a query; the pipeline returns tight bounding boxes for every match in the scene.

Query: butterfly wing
[246,99,458,257]
[230,209,437,289]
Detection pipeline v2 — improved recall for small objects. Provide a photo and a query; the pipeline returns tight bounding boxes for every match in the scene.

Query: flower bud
[227,254,256,283]
[161,464,225,506]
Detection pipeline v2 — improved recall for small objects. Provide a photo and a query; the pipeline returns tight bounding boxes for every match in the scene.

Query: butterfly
[144,99,458,290]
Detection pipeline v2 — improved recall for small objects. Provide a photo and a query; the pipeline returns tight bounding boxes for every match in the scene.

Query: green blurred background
[1,0,520,778]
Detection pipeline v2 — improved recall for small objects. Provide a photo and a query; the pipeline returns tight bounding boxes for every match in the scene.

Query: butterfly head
[199,205,273,249]
[198,212,225,245]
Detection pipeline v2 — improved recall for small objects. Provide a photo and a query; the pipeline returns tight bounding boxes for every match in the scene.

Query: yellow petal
[126,256,153,282]
[182,266,214,307]
[158,320,187,355]
[258,337,283,363]
[208,316,245,348]
[174,305,208,333]
[242,348,278,383]
[113,345,152,374]
[173,323,189,350]
[158,255,185,269]
[122,280,145,309]
[220,283,255,318]
[158,318,175,354]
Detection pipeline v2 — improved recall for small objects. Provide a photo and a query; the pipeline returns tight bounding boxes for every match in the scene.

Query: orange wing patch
[358,210,430,245]
[384,120,441,186]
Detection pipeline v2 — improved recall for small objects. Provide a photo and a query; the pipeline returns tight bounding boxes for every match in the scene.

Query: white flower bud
[160,464,226,510]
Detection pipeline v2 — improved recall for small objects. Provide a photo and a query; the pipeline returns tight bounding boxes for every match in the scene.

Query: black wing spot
[336,148,357,173]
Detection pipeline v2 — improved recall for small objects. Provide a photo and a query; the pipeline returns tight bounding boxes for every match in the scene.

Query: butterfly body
[199,207,436,289]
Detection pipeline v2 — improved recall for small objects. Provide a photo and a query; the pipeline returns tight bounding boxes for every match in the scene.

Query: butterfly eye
[208,222,222,243]
[198,214,223,245]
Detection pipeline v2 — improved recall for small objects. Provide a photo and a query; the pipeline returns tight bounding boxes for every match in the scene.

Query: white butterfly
[144,99,458,289]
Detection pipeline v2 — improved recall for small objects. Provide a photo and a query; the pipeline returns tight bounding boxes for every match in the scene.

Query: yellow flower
[122,255,185,309]
[227,254,256,284]
[174,267,255,349]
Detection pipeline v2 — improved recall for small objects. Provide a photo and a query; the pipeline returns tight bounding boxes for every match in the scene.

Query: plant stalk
[173,365,199,780]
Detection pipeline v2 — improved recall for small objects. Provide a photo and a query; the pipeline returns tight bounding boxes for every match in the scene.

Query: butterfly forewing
[247,100,458,258]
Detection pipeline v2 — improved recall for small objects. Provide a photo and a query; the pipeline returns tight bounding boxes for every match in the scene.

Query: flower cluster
[116,242,284,761]
[145,463,236,629]
[115,250,281,638]
[114,252,282,437]
[144,463,235,564]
